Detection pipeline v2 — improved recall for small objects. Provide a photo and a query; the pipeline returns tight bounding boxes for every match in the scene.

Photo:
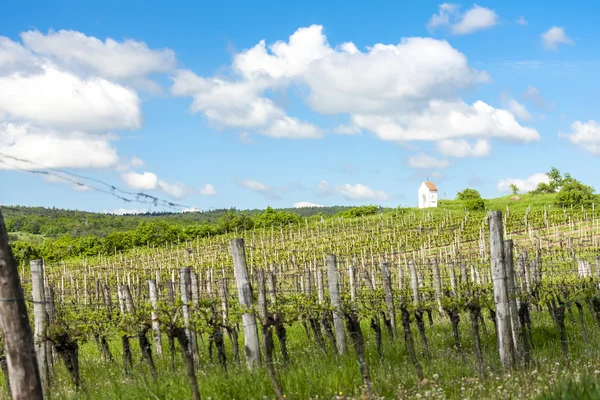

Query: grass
[6,305,600,399]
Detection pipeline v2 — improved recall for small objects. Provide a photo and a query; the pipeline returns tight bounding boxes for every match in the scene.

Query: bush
[457,188,482,201]
[465,198,485,211]
[555,180,595,208]
[338,205,379,218]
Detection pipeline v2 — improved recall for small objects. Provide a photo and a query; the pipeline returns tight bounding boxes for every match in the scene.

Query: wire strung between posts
[0,153,194,212]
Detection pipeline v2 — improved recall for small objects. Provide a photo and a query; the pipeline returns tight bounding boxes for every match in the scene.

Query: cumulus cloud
[428,4,499,35]
[0,123,118,170]
[121,171,159,190]
[559,120,600,155]
[436,139,490,158]
[199,183,217,196]
[541,27,574,50]
[21,29,176,90]
[317,180,391,201]
[0,31,176,189]
[171,24,536,149]
[406,153,451,169]
[497,173,549,193]
[293,201,324,208]
[351,100,539,143]
[0,64,141,131]
[120,170,191,199]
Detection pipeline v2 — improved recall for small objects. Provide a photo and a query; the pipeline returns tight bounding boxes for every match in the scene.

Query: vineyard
[3,204,600,399]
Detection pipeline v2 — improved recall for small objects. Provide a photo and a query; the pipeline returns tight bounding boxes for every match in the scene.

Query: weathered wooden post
[504,240,522,363]
[230,239,261,368]
[380,261,396,339]
[179,267,198,362]
[30,260,49,395]
[148,280,163,356]
[326,254,347,355]
[488,211,516,370]
[0,210,44,400]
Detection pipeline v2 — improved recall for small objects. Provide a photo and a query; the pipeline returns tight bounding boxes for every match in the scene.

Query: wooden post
[431,258,445,317]
[0,210,43,400]
[148,280,163,356]
[326,254,347,355]
[256,269,284,399]
[380,261,396,338]
[348,263,357,303]
[488,211,516,370]
[230,239,261,368]
[179,267,198,361]
[30,260,49,395]
[504,240,521,363]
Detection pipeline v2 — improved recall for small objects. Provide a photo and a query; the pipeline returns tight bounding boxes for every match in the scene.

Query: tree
[509,184,519,195]
[456,188,482,201]
[555,180,595,208]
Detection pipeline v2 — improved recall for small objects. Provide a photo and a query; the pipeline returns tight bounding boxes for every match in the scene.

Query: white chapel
[418,181,438,208]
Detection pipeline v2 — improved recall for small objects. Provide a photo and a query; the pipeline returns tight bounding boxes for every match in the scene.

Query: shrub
[555,180,595,208]
[457,188,482,201]
[465,198,485,211]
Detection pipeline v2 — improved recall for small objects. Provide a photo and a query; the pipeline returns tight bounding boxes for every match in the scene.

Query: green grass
[6,306,600,399]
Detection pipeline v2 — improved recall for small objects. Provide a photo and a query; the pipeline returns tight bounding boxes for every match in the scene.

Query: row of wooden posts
[0,210,530,399]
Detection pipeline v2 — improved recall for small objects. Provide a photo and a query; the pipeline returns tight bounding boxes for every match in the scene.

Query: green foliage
[253,206,301,228]
[555,180,595,208]
[465,198,486,211]
[509,183,519,195]
[337,205,379,218]
[456,188,482,201]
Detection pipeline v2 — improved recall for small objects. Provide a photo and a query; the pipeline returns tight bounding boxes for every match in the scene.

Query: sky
[1,0,599,214]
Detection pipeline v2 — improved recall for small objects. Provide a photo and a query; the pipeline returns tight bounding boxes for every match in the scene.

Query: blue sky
[1,0,599,213]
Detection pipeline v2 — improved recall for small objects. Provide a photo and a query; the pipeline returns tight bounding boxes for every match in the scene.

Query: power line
[0,153,195,212]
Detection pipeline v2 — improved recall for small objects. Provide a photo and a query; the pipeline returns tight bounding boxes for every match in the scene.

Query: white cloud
[436,139,490,158]
[121,171,159,190]
[0,64,141,132]
[559,120,600,155]
[428,4,499,35]
[0,37,37,76]
[541,27,574,50]
[352,100,539,143]
[170,23,539,163]
[515,16,528,26]
[157,180,188,199]
[262,116,323,139]
[199,183,217,196]
[337,183,391,201]
[317,180,391,201]
[237,179,270,192]
[104,208,149,215]
[120,170,191,199]
[236,179,280,199]
[497,173,549,193]
[0,31,176,185]
[183,207,201,213]
[0,123,118,170]
[333,124,361,135]
[503,97,532,121]
[406,153,451,169]
[293,201,324,208]
[21,29,176,89]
